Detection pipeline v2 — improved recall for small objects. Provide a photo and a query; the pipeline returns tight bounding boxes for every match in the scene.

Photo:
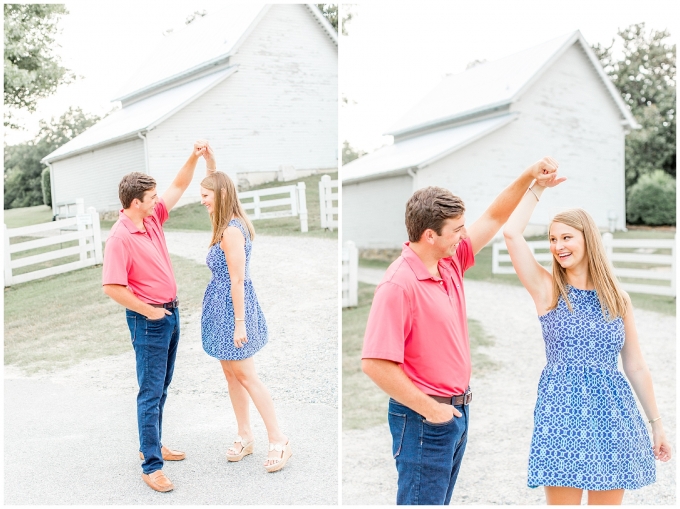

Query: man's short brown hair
[119,172,156,209]
[405,186,465,242]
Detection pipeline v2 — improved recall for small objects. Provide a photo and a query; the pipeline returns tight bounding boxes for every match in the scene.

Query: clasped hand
[194,139,216,168]
[529,156,567,188]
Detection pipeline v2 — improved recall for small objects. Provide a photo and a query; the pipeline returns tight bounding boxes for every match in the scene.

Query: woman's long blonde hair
[548,208,627,320]
[201,172,255,246]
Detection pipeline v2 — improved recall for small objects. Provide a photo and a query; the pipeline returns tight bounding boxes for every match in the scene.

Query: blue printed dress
[201,219,268,360]
[528,285,655,490]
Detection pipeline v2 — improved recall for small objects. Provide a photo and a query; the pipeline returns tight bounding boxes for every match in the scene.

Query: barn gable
[42,4,337,213]
[342,31,634,249]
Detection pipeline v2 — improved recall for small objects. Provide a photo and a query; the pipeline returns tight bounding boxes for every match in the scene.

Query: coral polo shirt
[102,199,177,305]
[362,238,475,397]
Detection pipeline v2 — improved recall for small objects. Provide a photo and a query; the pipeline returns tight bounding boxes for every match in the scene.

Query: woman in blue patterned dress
[503,159,671,504]
[198,152,291,473]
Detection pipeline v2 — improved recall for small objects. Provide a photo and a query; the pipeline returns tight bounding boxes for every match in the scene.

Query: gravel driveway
[343,274,676,505]
[5,232,338,505]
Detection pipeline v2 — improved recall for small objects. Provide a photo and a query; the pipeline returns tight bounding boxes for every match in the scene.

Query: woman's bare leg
[587,489,624,505]
[545,486,584,505]
[220,360,253,454]
[229,357,288,465]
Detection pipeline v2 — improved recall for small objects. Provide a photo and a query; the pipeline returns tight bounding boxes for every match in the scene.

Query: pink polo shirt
[102,199,177,305]
[362,238,475,397]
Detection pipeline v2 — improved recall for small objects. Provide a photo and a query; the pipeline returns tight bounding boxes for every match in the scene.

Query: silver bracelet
[649,416,661,424]
[235,318,245,321]
[528,186,539,202]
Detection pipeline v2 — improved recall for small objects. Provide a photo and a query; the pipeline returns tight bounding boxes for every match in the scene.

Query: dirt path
[342,277,676,505]
[4,232,338,505]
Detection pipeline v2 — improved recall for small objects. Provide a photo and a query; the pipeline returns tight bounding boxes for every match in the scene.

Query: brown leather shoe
[139,445,186,461]
[141,470,174,492]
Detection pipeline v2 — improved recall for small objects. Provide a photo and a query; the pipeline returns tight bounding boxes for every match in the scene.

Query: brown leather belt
[150,298,179,310]
[430,390,472,406]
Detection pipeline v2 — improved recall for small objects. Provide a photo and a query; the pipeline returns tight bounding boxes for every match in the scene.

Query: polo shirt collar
[119,209,145,234]
[402,242,440,281]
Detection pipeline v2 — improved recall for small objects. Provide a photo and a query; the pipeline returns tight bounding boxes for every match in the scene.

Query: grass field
[162,172,338,239]
[4,253,210,373]
[3,205,54,228]
[360,230,676,316]
[342,282,498,430]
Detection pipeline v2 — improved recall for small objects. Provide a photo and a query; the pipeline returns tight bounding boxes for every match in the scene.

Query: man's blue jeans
[126,308,180,475]
[388,398,470,505]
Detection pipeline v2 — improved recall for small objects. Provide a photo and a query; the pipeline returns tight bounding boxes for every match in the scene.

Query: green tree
[342,140,366,165]
[4,107,101,209]
[4,4,74,129]
[316,4,338,32]
[592,23,676,188]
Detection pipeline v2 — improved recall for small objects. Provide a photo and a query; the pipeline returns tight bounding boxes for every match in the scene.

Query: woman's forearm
[231,281,245,320]
[625,364,663,424]
[503,184,545,238]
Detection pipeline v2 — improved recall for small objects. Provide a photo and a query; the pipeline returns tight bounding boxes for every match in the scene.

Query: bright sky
[4,0,237,145]
[341,0,680,153]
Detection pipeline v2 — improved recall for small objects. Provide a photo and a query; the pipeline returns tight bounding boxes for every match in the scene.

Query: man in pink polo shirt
[362,158,562,505]
[102,140,215,493]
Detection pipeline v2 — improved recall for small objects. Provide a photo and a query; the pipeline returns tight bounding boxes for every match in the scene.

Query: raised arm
[620,294,672,462]
[202,142,217,176]
[221,226,247,349]
[502,183,555,310]
[161,140,206,211]
[467,157,560,255]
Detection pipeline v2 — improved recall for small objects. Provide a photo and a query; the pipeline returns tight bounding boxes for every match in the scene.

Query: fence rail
[4,205,103,287]
[319,174,338,231]
[492,233,676,297]
[342,241,358,308]
[238,182,308,232]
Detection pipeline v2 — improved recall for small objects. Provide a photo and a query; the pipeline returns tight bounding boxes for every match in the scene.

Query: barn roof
[389,30,638,138]
[43,4,337,164]
[342,113,517,184]
[342,30,639,183]
[115,4,337,106]
[43,67,236,163]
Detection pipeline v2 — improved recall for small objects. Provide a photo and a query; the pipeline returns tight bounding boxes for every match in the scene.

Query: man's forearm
[103,284,155,317]
[172,153,200,190]
[484,167,535,223]
[362,358,439,417]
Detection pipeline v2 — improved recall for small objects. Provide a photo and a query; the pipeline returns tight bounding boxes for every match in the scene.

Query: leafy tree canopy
[316,4,338,32]
[4,107,101,209]
[4,4,74,129]
[593,23,676,186]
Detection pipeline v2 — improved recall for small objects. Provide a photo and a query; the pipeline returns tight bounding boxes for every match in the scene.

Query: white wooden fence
[342,241,359,308]
[319,174,338,231]
[492,233,676,297]
[239,182,308,232]
[4,205,103,287]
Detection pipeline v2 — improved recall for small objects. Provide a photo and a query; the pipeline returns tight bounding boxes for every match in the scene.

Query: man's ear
[421,228,436,244]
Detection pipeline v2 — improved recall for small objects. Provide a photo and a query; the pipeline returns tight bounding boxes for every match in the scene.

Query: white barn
[342,31,638,250]
[43,4,337,214]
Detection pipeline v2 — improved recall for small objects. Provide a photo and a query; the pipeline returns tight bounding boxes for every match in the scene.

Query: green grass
[342,282,497,431]
[3,205,53,228]
[163,172,338,239]
[360,230,676,316]
[4,253,210,373]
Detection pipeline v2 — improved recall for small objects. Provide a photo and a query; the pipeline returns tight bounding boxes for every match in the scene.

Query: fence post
[319,175,330,229]
[4,224,12,287]
[89,207,103,264]
[671,234,676,296]
[602,232,614,262]
[347,241,358,307]
[253,194,261,219]
[290,188,298,216]
[297,182,308,233]
[491,242,500,274]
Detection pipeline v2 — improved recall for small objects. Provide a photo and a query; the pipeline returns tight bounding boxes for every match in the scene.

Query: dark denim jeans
[388,397,470,505]
[126,308,180,475]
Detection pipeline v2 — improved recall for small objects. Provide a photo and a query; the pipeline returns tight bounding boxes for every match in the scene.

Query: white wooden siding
[51,138,145,213]
[146,3,338,205]
[342,175,412,249]
[417,42,626,231]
